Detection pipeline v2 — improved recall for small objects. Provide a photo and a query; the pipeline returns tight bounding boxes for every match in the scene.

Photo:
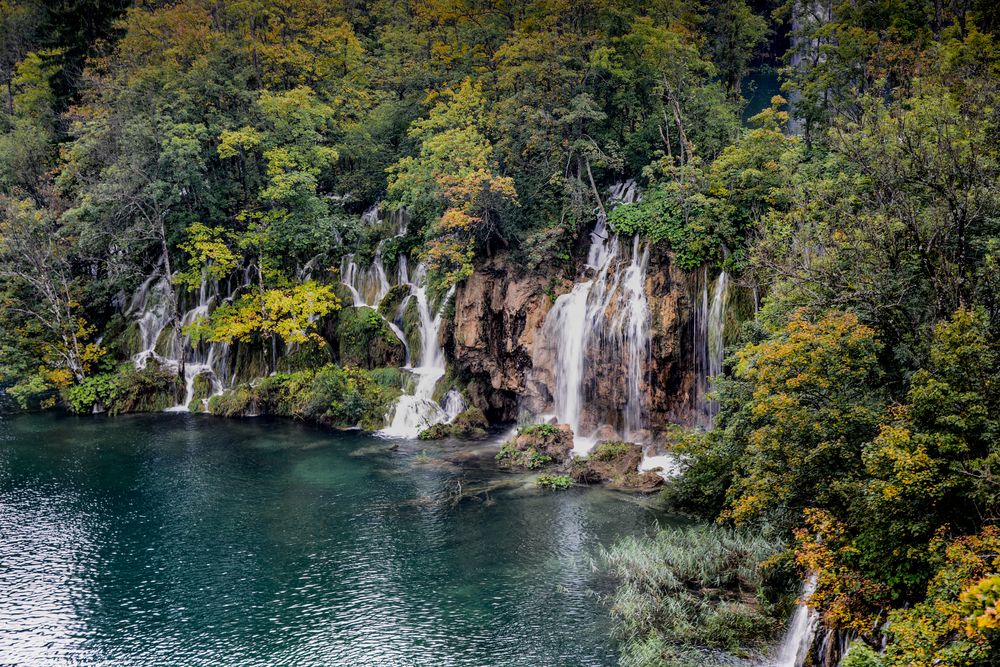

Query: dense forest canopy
[1,0,999,665]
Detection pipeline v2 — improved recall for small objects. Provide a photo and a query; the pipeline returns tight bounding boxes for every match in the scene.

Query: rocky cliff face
[449,246,705,433]
[448,257,554,422]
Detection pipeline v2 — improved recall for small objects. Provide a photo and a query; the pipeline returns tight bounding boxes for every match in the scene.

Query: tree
[704,0,768,97]
[0,198,103,394]
[722,310,885,527]
[387,79,517,288]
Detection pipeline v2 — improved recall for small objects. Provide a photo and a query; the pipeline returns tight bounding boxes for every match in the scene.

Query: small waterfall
[339,206,411,358]
[532,181,653,454]
[442,390,466,421]
[129,272,176,369]
[775,576,819,667]
[378,264,455,438]
[694,268,729,427]
[127,262,251,412]
[617,236,651,439]
[340,243,391,308]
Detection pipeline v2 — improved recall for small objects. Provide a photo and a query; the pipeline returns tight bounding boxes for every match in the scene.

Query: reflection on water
[0,414,667,665]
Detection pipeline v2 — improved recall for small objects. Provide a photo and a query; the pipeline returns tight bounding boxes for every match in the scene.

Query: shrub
[591,440,633,462]
[537,474,572,490]
[841,642,884,667]
[207,364,398,430]
[496,442,553,469]
[65,363,180,415]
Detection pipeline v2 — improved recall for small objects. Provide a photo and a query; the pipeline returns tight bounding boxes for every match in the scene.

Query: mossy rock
[229,343,270,385]
[378,284,411,319]
[336,306,405,369]
[497,423,574,468]
[453,407,488,430]
[208,385,254,417]
[418,423,452,440]
[105,363,182,414]
[399,298,422,363]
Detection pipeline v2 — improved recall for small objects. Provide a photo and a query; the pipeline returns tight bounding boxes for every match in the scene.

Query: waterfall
[532,181,653,455]
[443,390,467,421]
[340,242,391,308]
[378,265,455,438]
[617,236,651,439]
[774,576,819,667]
[694,268,729,427]
[339,206,412,359]
[127,261,251,412]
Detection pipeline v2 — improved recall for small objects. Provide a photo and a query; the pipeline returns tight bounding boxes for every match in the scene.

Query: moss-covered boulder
[451,408,488,438]
[186,372,215,412]
[569,441,663,493]
[496,423,573,469]
[418,423,452,440]
[335,306,405,369]
[417,407,490,440]
[378,284,411,319]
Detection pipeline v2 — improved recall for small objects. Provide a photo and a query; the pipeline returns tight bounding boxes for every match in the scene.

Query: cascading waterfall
[127,261,252,412]
[334,205,463,438]
[378,265,456,438]
[533,181,653,455]
[774,575,819,667]
[340,207,412,361]
[693,267,730,427]
[442,390,467,422]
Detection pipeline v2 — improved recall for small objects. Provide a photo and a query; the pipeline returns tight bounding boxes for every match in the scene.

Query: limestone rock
[496,423,574,469]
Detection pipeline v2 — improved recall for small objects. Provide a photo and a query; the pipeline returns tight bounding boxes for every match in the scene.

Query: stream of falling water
[694,269,730,427]
[337,207,458,439]
[774,575,819,667]
[128,260,252,411]
[378,265,456,439]
[532,181,656,458]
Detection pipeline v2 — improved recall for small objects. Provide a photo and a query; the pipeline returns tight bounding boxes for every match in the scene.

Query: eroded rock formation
[450,246,706,434]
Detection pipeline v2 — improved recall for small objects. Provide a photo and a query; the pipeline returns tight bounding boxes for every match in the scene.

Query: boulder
[417,408,490,440]
[569,441,664,494]
[496,423,574,469]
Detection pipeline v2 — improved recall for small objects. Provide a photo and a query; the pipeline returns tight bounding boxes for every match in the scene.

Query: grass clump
[537,474,572,490]
[603,524,793,666]
[591,440,633,462]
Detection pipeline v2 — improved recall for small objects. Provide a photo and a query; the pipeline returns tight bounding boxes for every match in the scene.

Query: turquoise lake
[0,413,668,665]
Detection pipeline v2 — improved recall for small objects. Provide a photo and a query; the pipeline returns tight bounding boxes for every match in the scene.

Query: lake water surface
[0,413,667,665]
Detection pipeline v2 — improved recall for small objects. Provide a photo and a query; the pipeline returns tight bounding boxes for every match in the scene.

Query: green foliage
[518,423,558,438]
[884,527,1000,666]
[207,364,397,430]
[536,474,572,490]
[590,441,633,462]
[417,423,450,441]
[496,443,552,470]
[721,310,885,527]
[841,642,884,667]
[64,363,180,415]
